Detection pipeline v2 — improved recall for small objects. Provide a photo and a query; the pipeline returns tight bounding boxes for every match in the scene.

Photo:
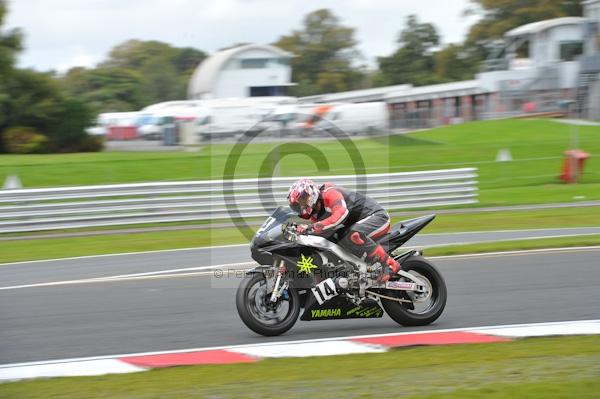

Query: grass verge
[424,234,600,256]
[1,206,599,263]
[1,119,599,206]
[2,335,599,398]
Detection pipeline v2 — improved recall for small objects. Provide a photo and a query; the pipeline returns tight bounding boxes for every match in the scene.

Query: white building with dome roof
[187,44,295,100]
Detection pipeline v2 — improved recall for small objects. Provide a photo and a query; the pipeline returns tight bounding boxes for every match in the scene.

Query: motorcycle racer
[287,178,400,283]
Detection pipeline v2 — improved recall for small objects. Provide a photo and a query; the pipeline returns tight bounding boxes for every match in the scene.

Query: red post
[559,150,590,183]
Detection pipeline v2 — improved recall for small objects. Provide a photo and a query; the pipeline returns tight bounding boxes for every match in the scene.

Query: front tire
[236,272,300,336]
[381,256,447,326]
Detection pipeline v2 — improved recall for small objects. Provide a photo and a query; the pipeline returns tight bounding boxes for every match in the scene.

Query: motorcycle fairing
[300,294,384,321]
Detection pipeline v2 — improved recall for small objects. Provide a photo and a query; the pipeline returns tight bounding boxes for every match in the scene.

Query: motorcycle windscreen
[250,206,297,264]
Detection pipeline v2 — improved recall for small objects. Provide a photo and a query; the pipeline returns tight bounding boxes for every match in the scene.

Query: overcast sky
[5,0,478,72]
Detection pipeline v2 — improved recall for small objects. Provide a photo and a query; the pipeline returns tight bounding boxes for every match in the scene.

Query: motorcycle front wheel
[236,272,300,336]
[381,256,447,326]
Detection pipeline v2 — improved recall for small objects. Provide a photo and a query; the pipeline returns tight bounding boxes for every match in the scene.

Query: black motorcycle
[236,207,447,336]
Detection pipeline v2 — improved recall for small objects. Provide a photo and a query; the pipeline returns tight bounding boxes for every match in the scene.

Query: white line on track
[1,246,599,291]
[0,262,253,291]
[98,262,251,279]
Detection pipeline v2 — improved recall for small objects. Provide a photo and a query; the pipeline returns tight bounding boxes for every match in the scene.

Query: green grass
[2,335,599,398]
[0,228,248,263]
[410,205,600,232]
[1,119,599,206]
[1,206,598,263]
[424,234,600,256]
[0,151,208,186]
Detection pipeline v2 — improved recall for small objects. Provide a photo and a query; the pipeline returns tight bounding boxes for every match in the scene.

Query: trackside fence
[0,168,478,233]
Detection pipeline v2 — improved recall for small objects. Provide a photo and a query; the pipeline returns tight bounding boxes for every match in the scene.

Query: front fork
[269,260,289,302]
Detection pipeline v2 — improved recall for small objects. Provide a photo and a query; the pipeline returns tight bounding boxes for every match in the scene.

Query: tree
[0,0,24,151]
[274,9,364,95]
[0,2,95,153]
[375,15,442,86]
[171,47,206,75]
[140,56,179,104]
[434,44,479,82]
[61,40,207,112]
[51,98,95,152]
[3,69,65,135]
[0,67,95,152]
[3,68,94,152]
[62,66,145,112]
[0,1,22,76]
[172,47,207,98]
[560,0,584,15]
[102,39,177,70]
[102,40,206,103]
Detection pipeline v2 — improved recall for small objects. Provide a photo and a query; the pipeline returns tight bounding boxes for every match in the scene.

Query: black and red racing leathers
[301,183,399,276]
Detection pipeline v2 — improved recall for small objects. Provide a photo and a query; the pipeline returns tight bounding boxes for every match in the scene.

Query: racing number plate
[311,278,338,305]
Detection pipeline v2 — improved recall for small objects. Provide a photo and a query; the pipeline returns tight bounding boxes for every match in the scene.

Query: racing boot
[368,245,401,284]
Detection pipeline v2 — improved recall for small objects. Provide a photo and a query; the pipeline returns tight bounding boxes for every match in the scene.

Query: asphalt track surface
[1,244,599,364]
[1,227,599,287]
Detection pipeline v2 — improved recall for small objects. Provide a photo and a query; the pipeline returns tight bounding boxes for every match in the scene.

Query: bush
[78,134,104,152]
[2,126,48,154]
[49,98,95,152]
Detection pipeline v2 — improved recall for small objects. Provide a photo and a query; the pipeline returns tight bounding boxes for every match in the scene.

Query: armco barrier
[0,168,477,233]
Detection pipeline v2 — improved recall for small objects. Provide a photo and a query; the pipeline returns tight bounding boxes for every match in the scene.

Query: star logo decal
[297,253,317,274]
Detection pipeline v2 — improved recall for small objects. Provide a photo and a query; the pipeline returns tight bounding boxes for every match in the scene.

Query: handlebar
[282,223,299,241]
[282,222,345,241]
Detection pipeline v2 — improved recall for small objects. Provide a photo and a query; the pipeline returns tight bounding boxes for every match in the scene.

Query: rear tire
[236,272,300,336]
[381,256,447,326]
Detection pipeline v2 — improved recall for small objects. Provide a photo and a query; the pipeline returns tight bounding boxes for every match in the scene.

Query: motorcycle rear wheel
[381,256,447,326]
[236,272,300,336]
